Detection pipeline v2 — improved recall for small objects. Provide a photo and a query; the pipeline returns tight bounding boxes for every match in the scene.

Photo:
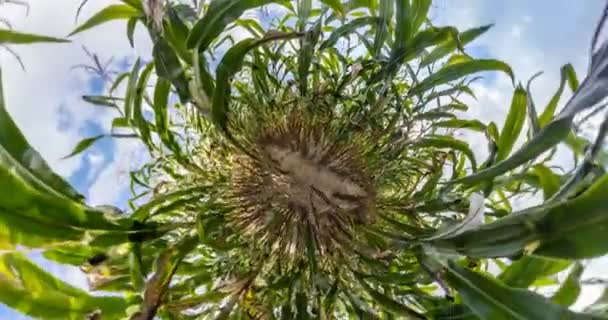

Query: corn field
[1,0,608,319]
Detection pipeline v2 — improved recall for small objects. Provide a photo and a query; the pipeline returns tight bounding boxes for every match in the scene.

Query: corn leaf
[69,4,141,36]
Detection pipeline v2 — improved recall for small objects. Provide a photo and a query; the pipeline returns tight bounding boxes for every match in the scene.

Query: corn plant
[1,0,608,319]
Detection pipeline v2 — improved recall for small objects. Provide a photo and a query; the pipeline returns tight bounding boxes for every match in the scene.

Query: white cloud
[87,138,148,207]
[1,0,151,179]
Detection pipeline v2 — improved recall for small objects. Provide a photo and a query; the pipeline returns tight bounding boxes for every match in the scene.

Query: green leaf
[0,276,128,319]
[496,86,527,162]
[393,0,412,53]
[531,165,561,199]
[110,71,130,95]
[62,135,105,159]
[82,95,121,110]
[187,0,279,51]
[551,263,583,307]
[135,236,198,319]
[132,186,208,221]
[533,174,608,259]
[0,29,69,44]
[0,68,83,201]
[421,24,493,67]
[0,253,87,297]
[449,116,572,186]
[320,17,378,50]
[120,0,144,10]
[212,32,303,135]
[112,117,130,130]
[166,291,228,310]
[343,0,377,14]
[43,244,105,266]
[69,4,141,36]
[164,6,192,63]
[133,62,155,148]
[0,253,127,319]
[124,58,141,120]
[297,0,312,32]
[154,38,190,102]
[410,59,514,96]
[358,279,425,319]
[320,0,345,16]
[372,0,393,58]
[498,255,570,288]
[443,261,594,320]
[436,174,608,259]
[153,79,181,155]
[410,0,432,34]
[435,119,487,132]
[412,135,477,170]
[298,19,322,95]
[0,163,129,232]
[0,207,82,249]
[538,64,577,127]
[126,17,137,48]
[130,243,145,291]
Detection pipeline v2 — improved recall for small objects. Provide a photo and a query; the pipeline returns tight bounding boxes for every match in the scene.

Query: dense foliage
[1,0,608,319]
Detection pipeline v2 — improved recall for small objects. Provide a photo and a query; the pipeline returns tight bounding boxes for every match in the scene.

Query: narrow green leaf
[0,29,69,44]
[134,236,198,320]
[412,135,477,170]
[124,58,141,120]
[421,24,493,67]
[539,64,576,127]
[393,0,412,53]
[436,119,487,132]
[43,244,105,266]
[299,19,322,95]
[133,62,154,148]
[126,17,137,48]
[551,263,583,307]
[164,7,191,63]
[186,0,278,50]
[213,32,303,135]
[410,0,432,34]
[129,243,145,291]
[443,261,593,320]
[62,135,105,159]
[410,59,514,96]
[0,253,87,297]
[82,95,121,109]
[372,0,393,58]
[0,276,128,320]
[154,38,190,102]
[358,279,425,319]
[498,255,570,288]
[449,116,572,186]
[111,117,130,129]
[320,0,345,16]
[110,71,130,95]
[153,79,181,155]
[69,4,141,36]
[496,86,527,162]
[120,0,144,10]
[436,174,608,259]
[320,17,378,50]
[531,165,561,199]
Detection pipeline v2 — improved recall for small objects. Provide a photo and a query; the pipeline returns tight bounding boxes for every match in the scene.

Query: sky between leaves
[0,0,607,318]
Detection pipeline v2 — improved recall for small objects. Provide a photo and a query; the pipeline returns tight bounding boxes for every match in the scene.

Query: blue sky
[0,0,607,318]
